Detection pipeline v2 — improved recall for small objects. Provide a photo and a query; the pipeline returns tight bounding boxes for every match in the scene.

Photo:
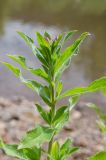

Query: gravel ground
[0,97,106,160]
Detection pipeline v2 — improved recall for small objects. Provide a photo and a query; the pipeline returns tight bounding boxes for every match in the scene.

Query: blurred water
[0,0,106,103]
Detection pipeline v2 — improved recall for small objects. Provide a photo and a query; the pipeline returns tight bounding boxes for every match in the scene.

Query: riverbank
[0,97,106,160]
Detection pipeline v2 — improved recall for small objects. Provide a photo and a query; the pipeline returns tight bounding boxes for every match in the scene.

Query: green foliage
[18,125,55,149]
[86,103,106,159]
[0,139,41,160]
[88,151,106,160]
[86,103,106,137]
[50,139,79,160]
[1,30,106,160]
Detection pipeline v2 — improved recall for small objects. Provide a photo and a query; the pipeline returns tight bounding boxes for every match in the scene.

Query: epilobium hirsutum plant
[86,103,106,160]
[0,31,106,160]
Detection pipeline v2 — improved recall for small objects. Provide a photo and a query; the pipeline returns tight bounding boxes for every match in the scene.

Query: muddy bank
[0,97,106,160]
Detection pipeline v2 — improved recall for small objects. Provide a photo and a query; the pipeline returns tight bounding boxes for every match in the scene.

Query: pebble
[0,97,106,160]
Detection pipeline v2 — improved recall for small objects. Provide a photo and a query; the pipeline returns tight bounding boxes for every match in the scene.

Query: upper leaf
[8,54,49,82]
[54,32,90,80]
[52,30,77,55]
[36,32,50,49]
[60,77,106,99]
[0,61,52,105]
[36,104,51,124]
[17,31,37,55]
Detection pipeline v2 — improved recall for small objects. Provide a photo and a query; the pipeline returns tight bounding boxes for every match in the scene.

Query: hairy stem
[47,76,55,160]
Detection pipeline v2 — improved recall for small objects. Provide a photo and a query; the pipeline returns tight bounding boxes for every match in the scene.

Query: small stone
[72,110,82,120]
[96,145,105,151]
[0,121,6,135]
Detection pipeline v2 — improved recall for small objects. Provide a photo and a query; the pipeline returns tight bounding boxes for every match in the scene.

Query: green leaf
[53,106,69,129]
[60,139,79,159]
[51,141,60,160]
[0,61,44,95]
[88,151,106,160]
[101,88,106,95]
[0,61,20,77]
[53,30,77,55]
[60,77,106,99]
[60,138,72,156]
[18,125,55,149]
[56,81,63,97]
[36,104,50,124]
[39,86,52,106]
[29,68,49,82]
[17,31,34,45]
[97,120,106,136]
[23,147,41,160]
[17,31,37,54]
[17,31,50,69]
[54,32,90,80]
[44,32,51,41]
[36,32,49,48]
[69,96,80,111]
[2,62,51,106]
[63,30,77,42]
[8,54,49,82]
[86,103,106,121]
[0,139,41,160]
[8,54,27,69]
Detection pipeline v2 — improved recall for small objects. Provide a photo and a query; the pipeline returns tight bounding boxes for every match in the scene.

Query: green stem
[47,76,55,160]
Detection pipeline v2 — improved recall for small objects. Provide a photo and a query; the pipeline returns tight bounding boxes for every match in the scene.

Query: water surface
[0,0,106,103]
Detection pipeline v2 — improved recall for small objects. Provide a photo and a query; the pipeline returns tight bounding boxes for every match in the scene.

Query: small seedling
[87,103,106,160]
[0,31,106,160]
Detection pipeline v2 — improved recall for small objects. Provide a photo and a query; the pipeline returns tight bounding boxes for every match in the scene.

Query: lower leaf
[18,125,55,149]
[0,139,41,160]
[88,151,106,160]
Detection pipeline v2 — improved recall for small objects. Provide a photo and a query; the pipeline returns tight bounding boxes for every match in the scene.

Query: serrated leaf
[64,30,77,42]
[56,81,63,97]
[8,54,49,82]
[44,32,51,41]
[51,141,60,160]
[8,54,27,69]
[54,32,90,80]
[60,139,78,159]
[36,32,49,48]
[17,31,37,55]
[53,106,69,129]
[0,61,21,77]
[36,104,50,124]
[0,61,44,95]
[60,77,106,99]
[39,86,52,106]
[53,30,77,55]
[69,96,80,111]
[18,125,55,149]
[88,151,106,160]
[23,147,41,160]
[29,68,49,82]
[60,138,72,155]
[86,103,106,121]
[17,31,34,45]
[97,120,106,136]
[0,139,41,160]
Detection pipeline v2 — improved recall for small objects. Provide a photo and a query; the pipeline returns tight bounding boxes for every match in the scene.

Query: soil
[0,97,106,160]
